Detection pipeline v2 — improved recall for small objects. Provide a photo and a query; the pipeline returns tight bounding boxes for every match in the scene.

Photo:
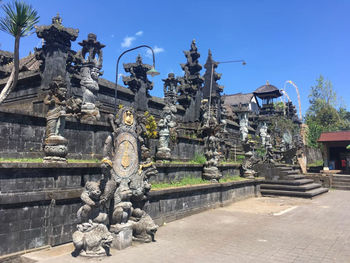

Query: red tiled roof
[318,131,350,142]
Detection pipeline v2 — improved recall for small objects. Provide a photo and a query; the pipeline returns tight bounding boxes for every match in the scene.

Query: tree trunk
[0,35,20,104]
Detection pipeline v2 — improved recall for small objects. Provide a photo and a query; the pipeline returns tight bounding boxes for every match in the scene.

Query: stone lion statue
[130,208,158,243]
[72,221,113,257]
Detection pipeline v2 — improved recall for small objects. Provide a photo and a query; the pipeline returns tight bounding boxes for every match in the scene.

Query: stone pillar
[322,143,329,171]
[35,14,78,92]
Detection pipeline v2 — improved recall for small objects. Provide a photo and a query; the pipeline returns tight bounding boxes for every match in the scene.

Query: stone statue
[239,113,249,142]
[241,139,259,178]
[200,99,222,182]
[259,122,268,146]
[156,105,177,160]
[112,179,133,225]
[43,76,81,163]
[130,208,158,243]
[43,76,69,163]
[72,221,113,257]
[104,107,158,246]
[75,33,105,122]
[77,181,102,223]
[203,133,222,182]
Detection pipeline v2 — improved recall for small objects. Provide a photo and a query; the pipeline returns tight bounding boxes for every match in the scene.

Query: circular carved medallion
[113,132,138,178]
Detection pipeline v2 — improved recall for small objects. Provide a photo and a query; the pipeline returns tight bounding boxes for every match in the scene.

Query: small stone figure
[130,208,158,243]
[156,105,177,160]
[72,221,113,257]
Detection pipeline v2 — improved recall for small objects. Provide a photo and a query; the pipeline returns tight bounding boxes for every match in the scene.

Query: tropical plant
[144,111,157,139]
[0,0,39,103]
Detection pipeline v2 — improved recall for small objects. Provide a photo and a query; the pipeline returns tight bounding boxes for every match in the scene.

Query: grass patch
[151,175,247,190]
[189,153,206,164]
[0,158,100,163]
[0,157,43,163]
[307,160,323,167]
[220,161,242,165]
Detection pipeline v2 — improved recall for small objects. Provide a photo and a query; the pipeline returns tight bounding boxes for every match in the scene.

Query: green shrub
[190,153,206,164]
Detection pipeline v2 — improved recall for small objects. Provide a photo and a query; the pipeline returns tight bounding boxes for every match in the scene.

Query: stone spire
[123,55,153,111]
[202,49,224,122]
[35,14,79,91]
[178,39,204,122]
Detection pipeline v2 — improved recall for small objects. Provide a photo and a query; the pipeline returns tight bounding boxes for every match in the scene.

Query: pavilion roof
[253,82,282,99]
[318,131,350,142]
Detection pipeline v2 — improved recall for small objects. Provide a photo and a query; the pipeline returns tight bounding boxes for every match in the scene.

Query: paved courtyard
[24,190,350,263]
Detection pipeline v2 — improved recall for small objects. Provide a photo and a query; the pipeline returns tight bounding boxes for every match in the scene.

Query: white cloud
[135,31,143,36]
[146,46,165,57]
[117,73,125,81]
[121,36,136,48]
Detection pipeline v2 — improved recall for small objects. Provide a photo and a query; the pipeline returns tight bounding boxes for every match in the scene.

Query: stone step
[333,176,350,183]
[260,187,328,198]
[264,179,314,186]
[332,185,350,190]
[261,183,322,192]
[286,175,306,180]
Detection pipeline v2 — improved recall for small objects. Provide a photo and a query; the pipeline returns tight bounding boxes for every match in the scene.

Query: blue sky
[0,0,349,117]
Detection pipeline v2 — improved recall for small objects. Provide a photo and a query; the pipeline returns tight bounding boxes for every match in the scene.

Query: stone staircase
[332,175,350,190]
[260,165,328,198]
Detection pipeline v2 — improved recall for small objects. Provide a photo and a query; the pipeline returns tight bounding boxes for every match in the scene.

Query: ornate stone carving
[74,107,159,256]
[123,55,153,111]
[75,33,105,122]
[178,40,204,122]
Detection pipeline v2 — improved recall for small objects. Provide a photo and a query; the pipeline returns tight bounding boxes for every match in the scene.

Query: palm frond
[0,0,39,37]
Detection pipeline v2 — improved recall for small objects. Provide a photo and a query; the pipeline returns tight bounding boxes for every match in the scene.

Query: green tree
[305,75,350,147]
[0,0,39,103]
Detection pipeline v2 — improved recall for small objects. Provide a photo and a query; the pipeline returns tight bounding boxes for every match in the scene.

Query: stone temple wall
[0,108,209,161]
[0,163,250,256]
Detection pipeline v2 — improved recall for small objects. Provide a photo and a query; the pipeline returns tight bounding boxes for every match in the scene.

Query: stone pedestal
[156,147,171,160]
[110,222,133,250]
[43,135,68,163]
[81,103,100,122]
[203,166,222,182]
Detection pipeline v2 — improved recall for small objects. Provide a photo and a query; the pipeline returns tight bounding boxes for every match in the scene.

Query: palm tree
[0,0,39,104]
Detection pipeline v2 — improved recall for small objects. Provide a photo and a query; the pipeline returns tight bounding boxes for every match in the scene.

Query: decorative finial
[266,80,270,85]
[52,13,62,25]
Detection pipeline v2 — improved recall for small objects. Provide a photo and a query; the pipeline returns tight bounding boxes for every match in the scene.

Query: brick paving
[24,190,350,263]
